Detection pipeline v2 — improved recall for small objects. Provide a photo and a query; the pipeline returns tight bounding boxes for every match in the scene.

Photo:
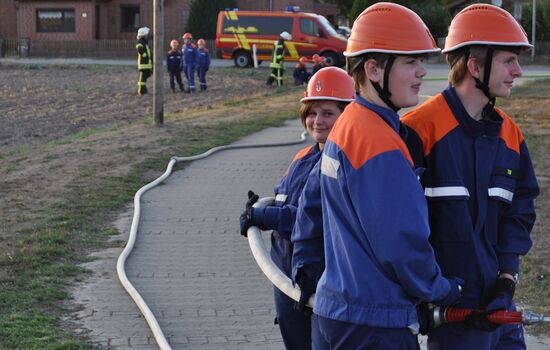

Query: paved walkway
[69,119,550,349]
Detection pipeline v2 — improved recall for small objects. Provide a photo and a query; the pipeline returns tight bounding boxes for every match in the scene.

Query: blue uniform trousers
[196,66,208,90]
[274,286,312,350]
[184,64,196,91]
[428,323,525,350]
[317,315,420,350]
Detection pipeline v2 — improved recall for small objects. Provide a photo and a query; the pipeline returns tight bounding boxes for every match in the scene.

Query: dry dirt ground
[0,64,275,241]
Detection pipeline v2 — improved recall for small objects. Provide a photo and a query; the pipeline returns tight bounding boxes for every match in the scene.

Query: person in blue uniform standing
[240,67,355,350]
[402,4,539,349]
[295,4,464,349]
[182,32,198,92]
[166,39,184,93]
[196,38,211,91]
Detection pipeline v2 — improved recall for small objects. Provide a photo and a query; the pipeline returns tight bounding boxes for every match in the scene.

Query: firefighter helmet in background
[312,54,321,62]
[197,38,206,46]
[344,2,439,56]
[182,32,193,40]
[137,27,150,39]
[301,67,355,103]
[299,56,308,64]
[280,31,292,41]
[442,3,532,53]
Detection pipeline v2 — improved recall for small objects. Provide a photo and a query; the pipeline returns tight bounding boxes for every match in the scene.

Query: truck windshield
[316,15,338,36]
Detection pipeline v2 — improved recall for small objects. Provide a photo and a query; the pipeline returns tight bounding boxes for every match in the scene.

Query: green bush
[185,0,237,40]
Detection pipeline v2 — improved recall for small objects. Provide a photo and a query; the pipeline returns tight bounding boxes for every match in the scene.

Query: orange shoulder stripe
[496,108,523,154]
[329,102,412,170]
[282,145,315,176]
[401,94,459,157]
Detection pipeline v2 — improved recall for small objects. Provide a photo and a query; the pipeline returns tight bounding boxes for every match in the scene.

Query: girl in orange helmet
[293,3,463,349]
[240,67,354,350]
[402,4,538,349]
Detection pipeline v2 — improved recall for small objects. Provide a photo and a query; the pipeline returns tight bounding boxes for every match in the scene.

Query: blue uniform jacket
[197,48,211,68]
[166,49,183,73]
[252,144,322,276]
[182,43,198,67]
[314,96,453,328]
[402,87,539,309]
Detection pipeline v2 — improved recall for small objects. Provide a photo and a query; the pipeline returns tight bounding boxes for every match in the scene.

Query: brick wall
[0,0,18,38]
[18,1,94,40]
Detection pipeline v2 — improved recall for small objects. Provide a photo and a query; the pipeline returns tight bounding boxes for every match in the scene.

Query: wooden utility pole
[153,0,164,125]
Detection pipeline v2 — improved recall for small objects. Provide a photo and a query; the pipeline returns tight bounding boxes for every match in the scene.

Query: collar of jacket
[442,86,502,138]
[354,94,408,141]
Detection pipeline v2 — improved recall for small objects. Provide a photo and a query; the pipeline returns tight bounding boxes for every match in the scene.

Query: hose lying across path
[116,129,307,350]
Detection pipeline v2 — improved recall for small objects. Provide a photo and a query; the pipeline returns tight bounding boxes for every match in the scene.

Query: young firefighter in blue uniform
[293,56,310,86]
[196,39,211,91]
[135,27,152,95]
[166,39,184,93]
[266,31,292,87]
[182,32,198,92]
[240,67,355,350]
[294,4,464,349]
[402,4,539,349]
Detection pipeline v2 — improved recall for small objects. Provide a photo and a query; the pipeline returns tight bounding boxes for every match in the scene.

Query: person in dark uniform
[196,38,211,91]
[136,27,152,95]
[293,56,310,86]
[266,31,292,87]
[166,39,185,93]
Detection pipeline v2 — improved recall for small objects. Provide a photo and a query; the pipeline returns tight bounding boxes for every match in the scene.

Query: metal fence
[0,38,218,58]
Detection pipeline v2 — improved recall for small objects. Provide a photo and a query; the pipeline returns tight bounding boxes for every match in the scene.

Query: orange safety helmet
[443,4,532,53]
[344,2,439,57]
[299,56,308,65]
[312,54,321,63]
[182,32,193,40]
[197,38,206,46]
[301,67,355,103]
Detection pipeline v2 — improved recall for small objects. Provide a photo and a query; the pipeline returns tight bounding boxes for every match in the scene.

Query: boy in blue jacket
[292,4,463,349]
[196,38,211,91]
[166,40,184,93]
[182,32,198,92]
[402,4,539,349]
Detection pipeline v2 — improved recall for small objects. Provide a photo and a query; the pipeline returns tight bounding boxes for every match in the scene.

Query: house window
[36,9,75,32]
[121,5,140,32]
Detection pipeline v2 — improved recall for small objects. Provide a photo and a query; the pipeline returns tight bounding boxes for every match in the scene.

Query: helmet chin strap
[370,55,400,112]
[472,47,496,118]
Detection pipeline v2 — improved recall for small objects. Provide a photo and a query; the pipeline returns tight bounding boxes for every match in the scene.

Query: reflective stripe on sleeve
[488,187,514,202]
[321,153,339,179]
[424,186,470,198]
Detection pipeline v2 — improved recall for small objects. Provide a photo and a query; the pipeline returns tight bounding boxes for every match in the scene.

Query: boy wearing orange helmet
[311,54,327,75]
[402,4,539,349]
[182,32,198,92]
[240,67,354,350]
[293,56,310,86]
[293,3,463,349]
[166,39,184,93]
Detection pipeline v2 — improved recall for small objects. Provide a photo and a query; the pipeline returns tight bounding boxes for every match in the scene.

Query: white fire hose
[117,130,307,350]
[246,197,316,308]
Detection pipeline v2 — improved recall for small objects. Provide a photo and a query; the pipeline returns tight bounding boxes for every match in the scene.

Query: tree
[350,0,451,39]
[319,0,355,21]
[185,0,237,40]
[521,1,550,42]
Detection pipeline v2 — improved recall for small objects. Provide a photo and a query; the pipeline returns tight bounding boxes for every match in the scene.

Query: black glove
[239,190,259,237]
[465,277,516,332]
[417,303,435,335]
[294,269,316,315]
[464,309,501,332]
[485,277,515,311]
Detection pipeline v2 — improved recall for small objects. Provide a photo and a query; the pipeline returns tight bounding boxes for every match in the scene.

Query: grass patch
[0,89,301,348]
